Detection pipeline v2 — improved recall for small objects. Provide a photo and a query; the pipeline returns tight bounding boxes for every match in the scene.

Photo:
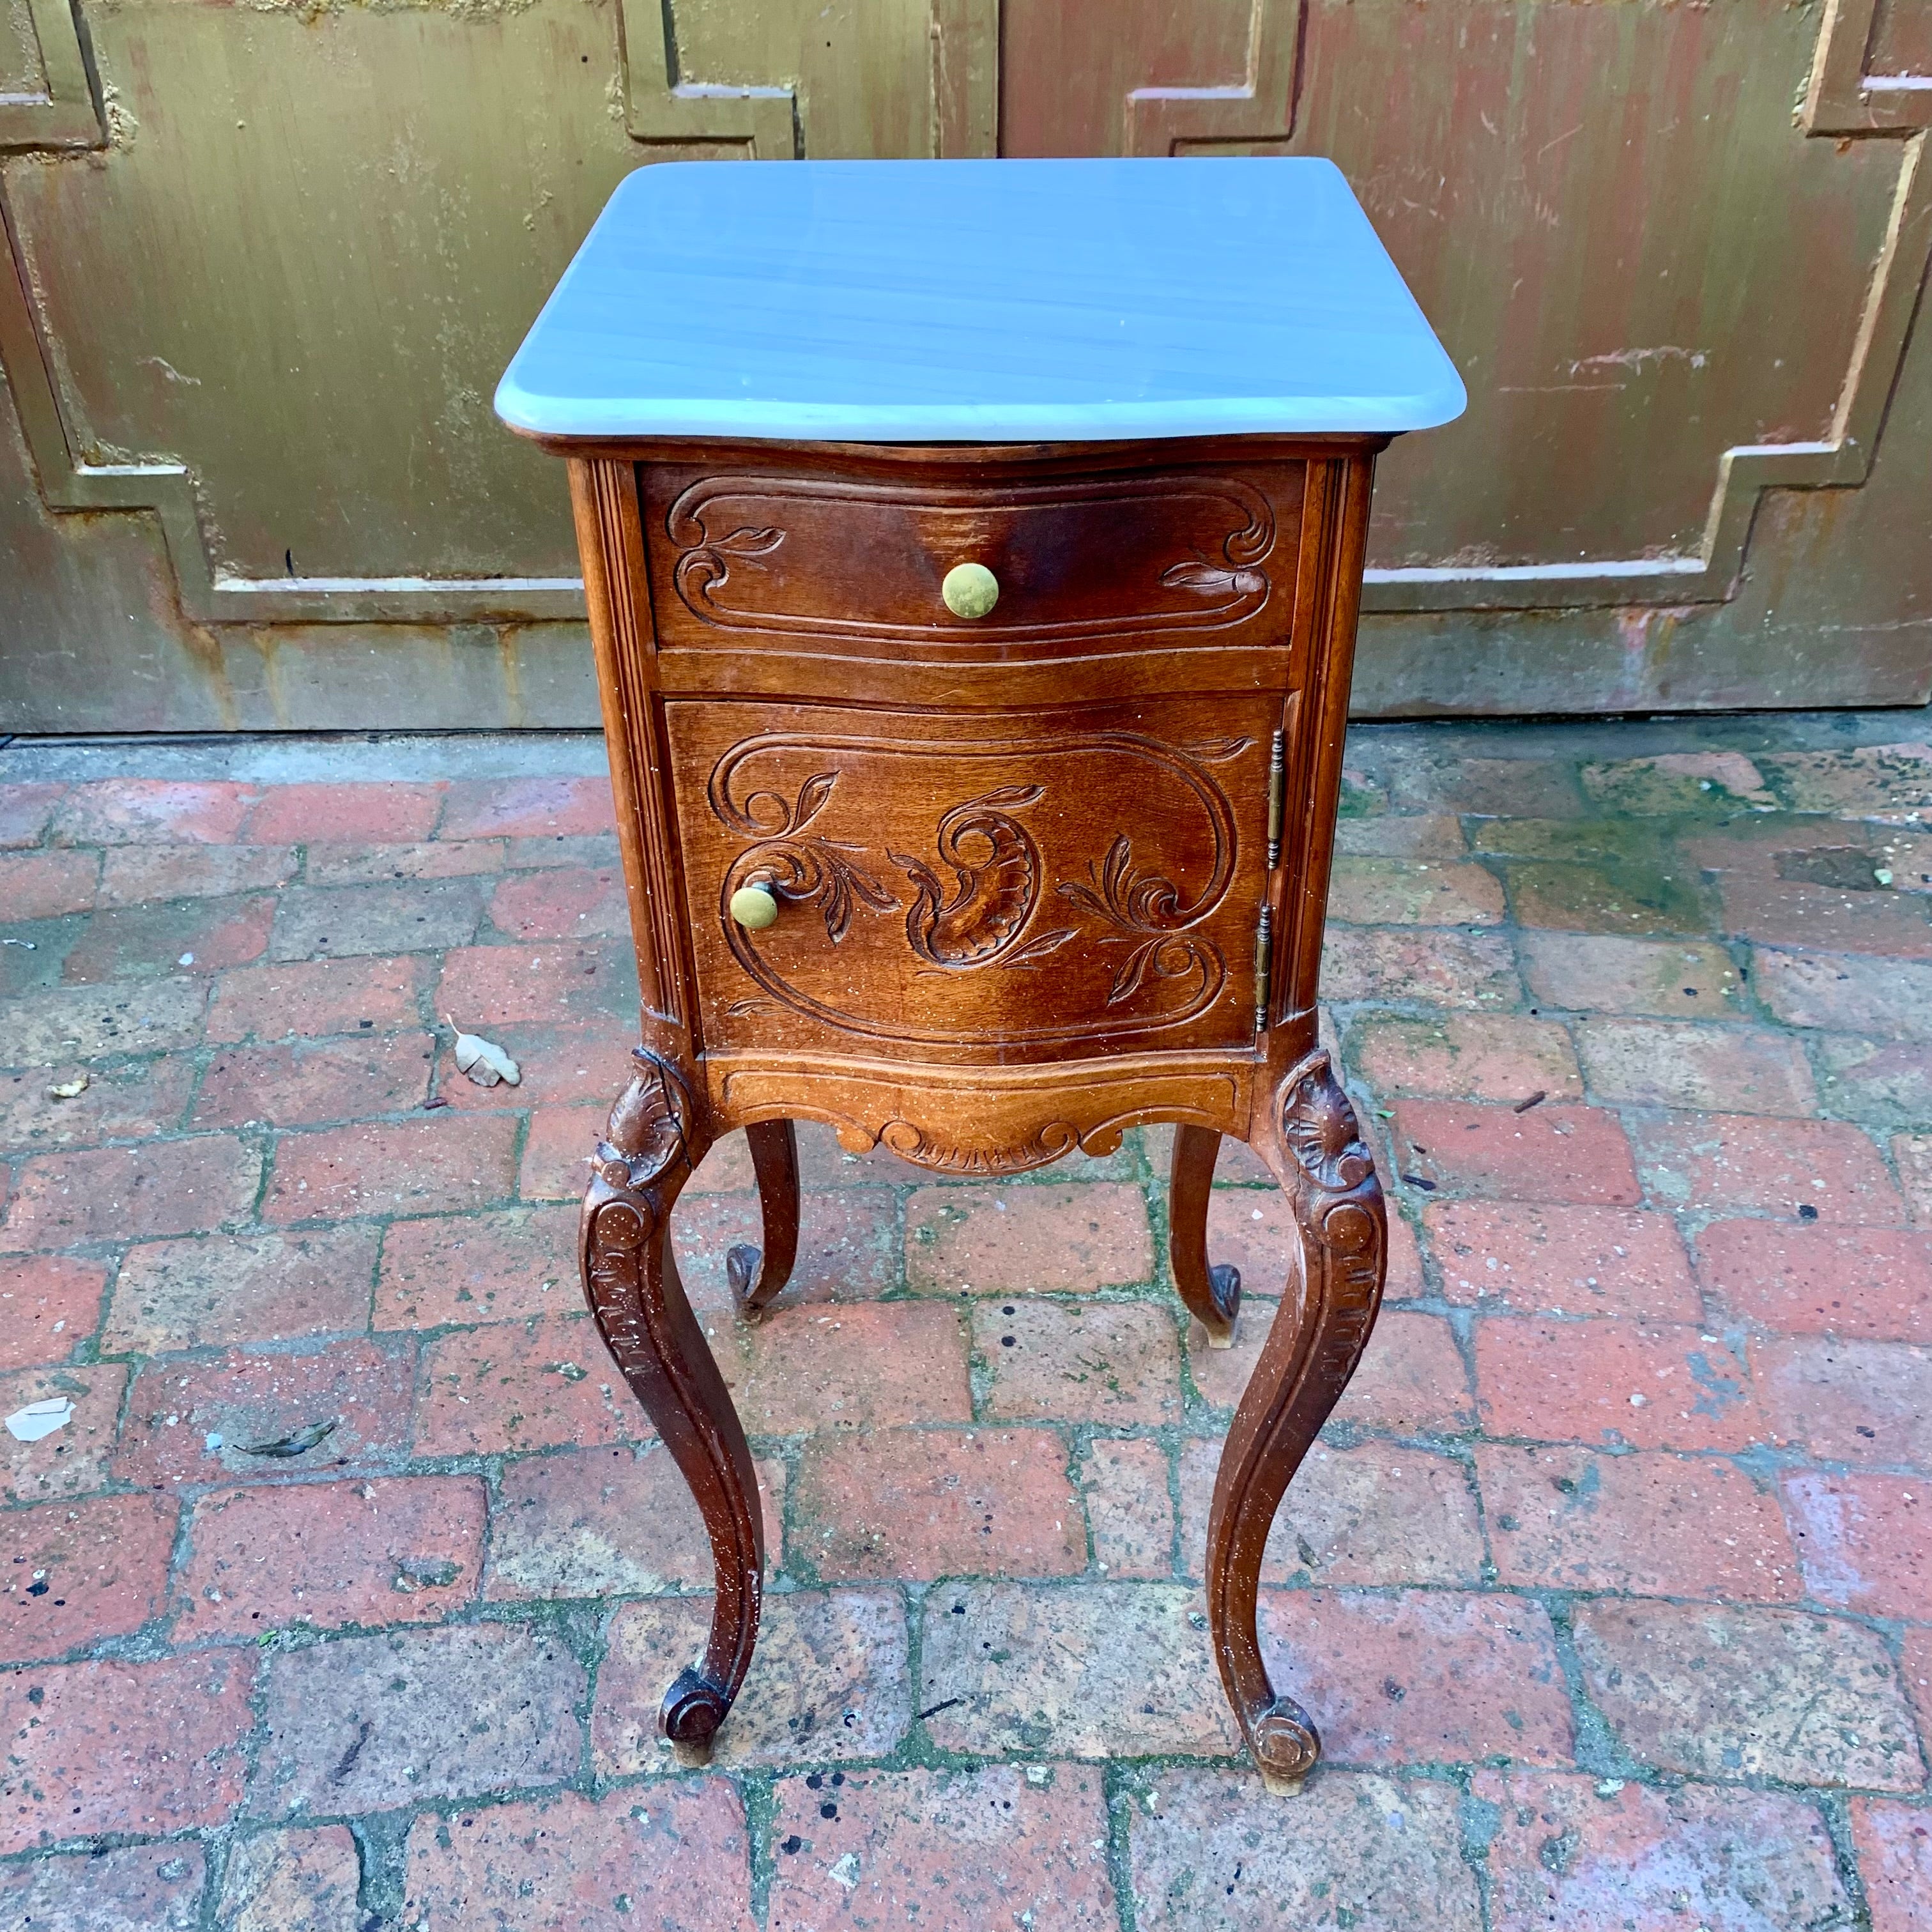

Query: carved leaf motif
[1178,737,1254,764]
[1108,937,1163,1005]
[1003,925,1079,969]
[971,784,1046,809]
[716,526,784,557]
[1161,560,1266,599]
[791,772,837,832]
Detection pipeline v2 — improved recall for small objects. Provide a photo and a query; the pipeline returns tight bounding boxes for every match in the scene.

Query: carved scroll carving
[891,785,1063,970]
[877,1117,1082,1175]
[706,728,1248,1047]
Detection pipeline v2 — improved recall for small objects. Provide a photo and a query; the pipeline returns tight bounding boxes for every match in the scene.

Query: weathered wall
[2,0,1928,730]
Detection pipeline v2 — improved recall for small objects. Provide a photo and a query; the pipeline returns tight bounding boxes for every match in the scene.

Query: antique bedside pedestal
[497,158,1463,1794]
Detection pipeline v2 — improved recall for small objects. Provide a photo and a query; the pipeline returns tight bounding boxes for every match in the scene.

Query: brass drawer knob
[730,882,779,931]
[942,562,999,620]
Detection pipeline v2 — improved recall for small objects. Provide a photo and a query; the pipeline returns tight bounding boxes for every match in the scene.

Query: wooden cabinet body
[564,431,1391,1793]
[580,436,1374,1142]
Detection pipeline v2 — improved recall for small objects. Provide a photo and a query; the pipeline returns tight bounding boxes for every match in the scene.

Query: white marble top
[496,158,1465,443]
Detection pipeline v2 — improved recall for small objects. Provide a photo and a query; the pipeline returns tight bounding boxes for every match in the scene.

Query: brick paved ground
[0,718,1929,1930]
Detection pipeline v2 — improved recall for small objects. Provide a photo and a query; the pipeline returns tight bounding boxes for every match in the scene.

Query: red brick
[1131,1767,1480,1932]
[920,1580,1236,1758]
[1816,1034,1932,1126]
[1570,1600,1920,1788]
[1475,1319,1766,1452]
[252,1622,583,1816]
[415,1312,643,1456]
[403,1785,748,1932]
[1423,1201,1699,1319]
[0,1492,176,1662]
[431,1014,634,1112]
[1759,739,1932,812]
[437,776,616,840]
[0,1651,254,1851]
[217,1826,361,1932]
[0,1842,206,1930]
[50,779,249,845]
[1393,1101,1640,1204]
[1503,858,1706,937]
[193,1032,434,1128]
[1390,753,1586,817]
[1713,873,1932,959]
[1754,947,1932,1040]
[0,783,66,849]
[264,1112,518,1221]
[1335,813,1467,857]
[0,850,97,920]
[517,1101,601,1200]
[1904,1627,1932,1749]
[178,1474,484,1635]
[796,1428,1084,1580]
[0,1135,259,1249]
[971,1296,1179,1424]
[0,1255,106,1368]
[1900,1132,1932,1225]
[239,780,445,845]
[487,864,630,940]
[96,842,296,905]
[377,1204,576,1328]
[1782,1471,1930,1620]
[434,939,633,1028]
[768,1765,1111,1932]
[1349,1013,1581,1103]
[1328,856,1505,926]
[1575,1018,1818,1115]
[208,953,428,1042]
[484,1443,785,1600]
[1081,1436,1174,1578]
[106,1226,375,1354]
[1478,1445,1801,1600]
[905,1184,1153,1292]
[115,1338,413,1489]
[1319,925,1524,1007]
[1478,1770,1851,1932]
[59,894,278,985]
[0,1053,195,1156]
[1697,1218,1932,1341]
[1258,1587,1572,1766]
[1180,1436,1484,1586]
[268,878,486,960]
[1,1362,125,1503]
[306,836,507,884]
[1630,1111,1903,1222]
[1190,1303,1475,1433]
[1853,1797,1932,1932]
[594,1588,909,1773]
[1759,1336,1932,1467]
[3,980,208,1065]
[725,1300,971,1432]
[1200,1189,1302,1301]
[670,1186,901,1312]
[1518,930,1744,1016]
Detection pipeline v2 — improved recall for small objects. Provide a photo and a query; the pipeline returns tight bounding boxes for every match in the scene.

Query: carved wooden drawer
[666,696,1279,1061]
[639,457,1301,659]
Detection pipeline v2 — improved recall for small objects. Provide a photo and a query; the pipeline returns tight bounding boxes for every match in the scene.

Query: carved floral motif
[718,771,897,944]
[891,785,1073,970]
[1280,1055,1374,1193]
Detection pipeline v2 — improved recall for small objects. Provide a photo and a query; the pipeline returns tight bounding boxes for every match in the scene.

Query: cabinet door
[666,695,1282,1063]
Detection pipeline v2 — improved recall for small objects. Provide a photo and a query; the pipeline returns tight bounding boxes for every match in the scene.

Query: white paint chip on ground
[6,1398,75,1443]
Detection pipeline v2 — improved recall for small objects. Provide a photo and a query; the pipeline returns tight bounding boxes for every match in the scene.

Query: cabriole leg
[1169,1123,1243,1347]
[581,1048,763,1763]
[727,1119,801,1321]
[1206,1050,1387,1795]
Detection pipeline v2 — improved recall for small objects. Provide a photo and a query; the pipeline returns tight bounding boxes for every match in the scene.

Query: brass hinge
[1266,728,1285,870]
[1253,901,1273,1034]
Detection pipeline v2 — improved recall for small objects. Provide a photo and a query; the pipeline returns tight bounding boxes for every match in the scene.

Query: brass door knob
[942,562,999,619]
[730,882,779,930]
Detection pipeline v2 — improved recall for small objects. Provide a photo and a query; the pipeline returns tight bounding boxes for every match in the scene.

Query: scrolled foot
[1202,1262,1241,1347]
[725,1243,767,1319]
[661,1664,730,1763]
[1250,1695,1322,1796]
